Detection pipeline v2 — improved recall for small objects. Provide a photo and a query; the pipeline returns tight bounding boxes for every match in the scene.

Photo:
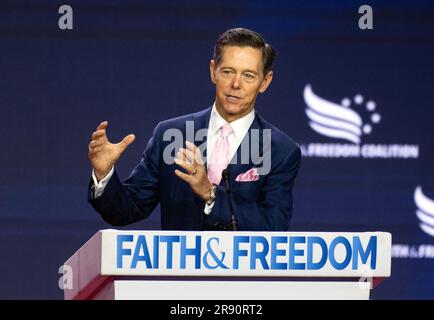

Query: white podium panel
[63,230,391,300]
[93,280,371,300]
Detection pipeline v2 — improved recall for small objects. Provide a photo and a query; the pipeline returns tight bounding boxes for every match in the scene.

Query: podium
[63,230,391,300]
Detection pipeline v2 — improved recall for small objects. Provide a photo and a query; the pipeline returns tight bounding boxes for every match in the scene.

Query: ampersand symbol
[203,237,229,269]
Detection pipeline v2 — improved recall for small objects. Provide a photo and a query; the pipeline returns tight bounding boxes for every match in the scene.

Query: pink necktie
[207,123,233,185]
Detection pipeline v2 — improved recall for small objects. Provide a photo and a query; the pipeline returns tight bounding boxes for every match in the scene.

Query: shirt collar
[209,102,255,142]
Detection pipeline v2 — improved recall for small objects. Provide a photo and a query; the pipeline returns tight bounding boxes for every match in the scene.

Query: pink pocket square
[235,168,259,182]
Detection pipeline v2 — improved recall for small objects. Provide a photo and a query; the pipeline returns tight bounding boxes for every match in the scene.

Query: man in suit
[88,28,301,231]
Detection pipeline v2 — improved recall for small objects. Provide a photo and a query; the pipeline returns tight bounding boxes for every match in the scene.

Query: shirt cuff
[203,200,215,215]
[91,166,114,199]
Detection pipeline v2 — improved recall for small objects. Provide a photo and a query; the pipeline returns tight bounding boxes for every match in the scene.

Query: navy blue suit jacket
[89,107,301,231]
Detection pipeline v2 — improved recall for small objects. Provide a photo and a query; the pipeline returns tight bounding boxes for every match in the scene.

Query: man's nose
[231,74,241,89]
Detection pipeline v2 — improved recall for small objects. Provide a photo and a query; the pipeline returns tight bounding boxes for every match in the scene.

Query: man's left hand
[174,141,213,201]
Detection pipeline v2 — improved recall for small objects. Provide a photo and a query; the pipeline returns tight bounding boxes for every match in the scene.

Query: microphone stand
[222,169,237,231]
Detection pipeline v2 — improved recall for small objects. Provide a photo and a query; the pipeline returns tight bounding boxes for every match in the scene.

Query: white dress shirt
[203,104,255,213]
[92,103,255,215]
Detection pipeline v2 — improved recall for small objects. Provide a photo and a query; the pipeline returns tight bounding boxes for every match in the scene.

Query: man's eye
[243,73,256,80]
[222,69,233,74]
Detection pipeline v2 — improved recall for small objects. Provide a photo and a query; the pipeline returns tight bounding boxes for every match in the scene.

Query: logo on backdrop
[391,186,434,259]
[304,84,380,144]
[300,84,420,159]
[414,186,434,237]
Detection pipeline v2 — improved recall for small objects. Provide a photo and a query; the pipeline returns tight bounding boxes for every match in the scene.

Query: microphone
[222,169,237,231]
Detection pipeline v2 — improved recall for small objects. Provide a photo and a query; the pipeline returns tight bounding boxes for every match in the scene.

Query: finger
[174,157,196,174]
[97,121,109,130]
[174,157,191,170]
[88,145,103,154]
[118,134,135,151]
[89,139,105,149]
[185,140,202,159]
[185,141,204,164]
[175,149,190,164]
[92,129,107,140]
[174,169,191,183]
[94,132,109,144]
[185,141,198,153]
[178,148,194,164]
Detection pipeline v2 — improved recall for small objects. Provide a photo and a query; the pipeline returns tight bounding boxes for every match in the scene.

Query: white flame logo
[414,186,434,237]
[303,84,380,144]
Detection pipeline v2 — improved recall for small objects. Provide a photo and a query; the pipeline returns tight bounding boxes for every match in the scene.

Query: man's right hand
[88,121,136,181]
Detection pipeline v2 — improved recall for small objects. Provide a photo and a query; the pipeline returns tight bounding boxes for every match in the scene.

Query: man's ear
[259,71,273,93]
[210,60,216,84]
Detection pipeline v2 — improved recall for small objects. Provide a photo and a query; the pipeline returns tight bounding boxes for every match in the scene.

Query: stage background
[0,0,433,299]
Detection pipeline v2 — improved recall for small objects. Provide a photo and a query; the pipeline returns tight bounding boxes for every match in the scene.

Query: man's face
[210,45,273,122]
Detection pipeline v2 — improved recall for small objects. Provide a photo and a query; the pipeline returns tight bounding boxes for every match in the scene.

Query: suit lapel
[192,106,212,161]
[225,112,264,185]
[195,108,265,185]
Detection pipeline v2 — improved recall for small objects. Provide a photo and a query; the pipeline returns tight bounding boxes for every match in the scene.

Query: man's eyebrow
[220,66,259,74]
[243,69,259,75]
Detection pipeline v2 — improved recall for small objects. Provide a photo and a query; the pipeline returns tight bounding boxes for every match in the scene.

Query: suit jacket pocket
[234,180,261,202]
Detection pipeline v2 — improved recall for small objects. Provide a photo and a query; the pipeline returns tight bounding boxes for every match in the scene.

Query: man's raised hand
[88,121,135,181]
[174,141,213,201]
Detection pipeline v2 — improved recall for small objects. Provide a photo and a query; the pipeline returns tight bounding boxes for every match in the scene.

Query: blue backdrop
[0,0,433,299]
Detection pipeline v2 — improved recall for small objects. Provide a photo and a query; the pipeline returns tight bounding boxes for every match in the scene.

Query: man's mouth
[225,94,241,102]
